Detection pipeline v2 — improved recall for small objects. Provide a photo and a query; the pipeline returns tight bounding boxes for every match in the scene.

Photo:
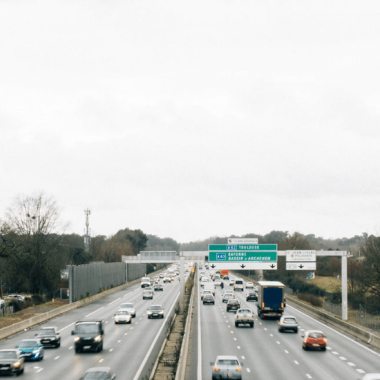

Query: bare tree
[3,192,68,295]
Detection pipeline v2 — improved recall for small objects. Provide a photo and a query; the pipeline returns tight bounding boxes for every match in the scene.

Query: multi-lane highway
[0,272,181,380]
[2,267,380,380]
[198,271,380,380]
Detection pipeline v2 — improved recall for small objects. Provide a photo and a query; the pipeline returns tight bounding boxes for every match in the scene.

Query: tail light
[322,338,327,343]
[281,302,284,308]
[262,302,265,308]
[252,315,254,318]
[236,367,242,372]
[282,321,285,324]
[214,367,220,372]
[236,315,239,319]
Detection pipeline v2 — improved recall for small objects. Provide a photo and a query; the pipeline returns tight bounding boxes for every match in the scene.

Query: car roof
[305,330,324,334]
[215,355,240,361]
[20,339,39,343]
[40,326,56,329]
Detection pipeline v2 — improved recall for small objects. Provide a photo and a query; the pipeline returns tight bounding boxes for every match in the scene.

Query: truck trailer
[257,281,285,320]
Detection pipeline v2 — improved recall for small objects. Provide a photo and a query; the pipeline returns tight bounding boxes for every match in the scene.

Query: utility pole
[84,209,91,252]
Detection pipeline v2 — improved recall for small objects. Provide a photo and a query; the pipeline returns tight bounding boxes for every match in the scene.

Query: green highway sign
[209,251,277,262]
[209,244,277,251]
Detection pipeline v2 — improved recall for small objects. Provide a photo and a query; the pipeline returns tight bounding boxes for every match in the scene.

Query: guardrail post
[180,252,185,313]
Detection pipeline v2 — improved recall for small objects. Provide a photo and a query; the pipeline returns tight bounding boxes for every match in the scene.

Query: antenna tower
[84,209,91,251]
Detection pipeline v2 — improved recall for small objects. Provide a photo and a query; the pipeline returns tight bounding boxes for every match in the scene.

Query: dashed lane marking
[99,359,104,363]
[347,362,356,366]
[285,350,289,354]
[306,374,312,379]
[54,356,59,360]
[332,351,339,355]
[237,346,240,349]
[356,369,365,374]
[294,361,299,365]
[339,357,347,361]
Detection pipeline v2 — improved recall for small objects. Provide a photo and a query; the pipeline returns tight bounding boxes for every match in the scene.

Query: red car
[302,330,327,351]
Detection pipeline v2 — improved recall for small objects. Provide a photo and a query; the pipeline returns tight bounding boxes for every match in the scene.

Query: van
[141,277,151,288]
[234,279,244,292]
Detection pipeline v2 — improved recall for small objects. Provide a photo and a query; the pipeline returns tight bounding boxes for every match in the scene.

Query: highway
[198,271,380,380]
[0,273,181,380]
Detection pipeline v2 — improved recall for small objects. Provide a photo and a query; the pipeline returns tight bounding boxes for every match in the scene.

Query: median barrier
[0,268,164,341]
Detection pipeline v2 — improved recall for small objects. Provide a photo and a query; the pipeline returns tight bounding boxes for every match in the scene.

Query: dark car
[203,294,215,305]
[147,305,164,319]
[35,326,61,348]
[0,349,24,376]
[80,367,116,380]
[246,291,258,302]
[226,299,241,312]
[154,284,163,291]
[71,320,104,353]
[16,339,44,361]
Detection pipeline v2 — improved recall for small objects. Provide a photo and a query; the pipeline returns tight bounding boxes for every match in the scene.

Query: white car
[114,310,132,324]
[163,277,171,283]
[235,308,254,328]
[201,290,213,300]
[245,282,254,289]
[118,303,136,318]
[229,279,235,286]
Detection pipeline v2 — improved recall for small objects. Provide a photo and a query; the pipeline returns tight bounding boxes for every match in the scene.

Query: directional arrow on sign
[299,264,304,269]
[240,264,246,268]
[211,264,216,269]
[270,264,276,269]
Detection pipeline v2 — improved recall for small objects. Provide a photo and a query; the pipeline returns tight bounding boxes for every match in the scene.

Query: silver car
[114,310,132,324]
[118,303,136,318]
[211,355,242,380]
[222,293,234,303]
[143,290,154,300]
[235,308,254,328]
[361,375,380,380]
[278,316,298,333]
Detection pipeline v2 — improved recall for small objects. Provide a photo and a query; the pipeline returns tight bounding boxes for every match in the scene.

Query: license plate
[153,314,158,316]
[1,367,9,370]
[313,344,319,347]
[83,345,91,349]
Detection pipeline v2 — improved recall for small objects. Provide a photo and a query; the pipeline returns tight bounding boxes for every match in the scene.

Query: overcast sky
[1,0,380,243]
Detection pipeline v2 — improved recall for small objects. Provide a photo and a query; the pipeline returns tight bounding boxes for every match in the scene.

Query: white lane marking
[237,346,241,349]
[270,334,273,337]
[347,362,356,366]
[134,291,181,380]
[231,331,234,334]
[85,307,105,318]
[117,340,121,343]
[228,326,231,328]
[247,368,251,373]
[326,347,332,350]
[287,304,380,358]
[241,356,245,359]
[332,351,339,355]
[109,349,113,352]
[124,333,128,335]
[294,361,299,365]
[339,357,347,361]
[264,328,267,331]
[306,375,312,379]
[37,368,43,373]
[124,292,131,297]
[58,323,75,332]
[108,297,121,305]
[99,359,104,363]
[131,327,133,329]
[69,346,73,350]
[356,369,366,374]
[285,350,289,354]
[277,341,280,344]
[54,356,59,360]
[234,338,237,341]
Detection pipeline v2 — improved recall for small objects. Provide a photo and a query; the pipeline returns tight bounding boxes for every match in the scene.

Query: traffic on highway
[1,264,380,380]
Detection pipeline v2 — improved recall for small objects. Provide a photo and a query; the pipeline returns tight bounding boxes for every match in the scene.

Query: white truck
[141,277,151,288]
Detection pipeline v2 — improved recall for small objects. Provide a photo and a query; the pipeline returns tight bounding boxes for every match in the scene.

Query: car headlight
[159,311,164,314]
[115,318,120,322]
[13,361,22,368]
[94,335,101,342]
[74,337,80,342]
[33,350,39,354]
[147,311,152,314]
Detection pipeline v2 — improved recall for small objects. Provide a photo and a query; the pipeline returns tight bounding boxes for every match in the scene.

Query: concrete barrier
[0,268,164,341]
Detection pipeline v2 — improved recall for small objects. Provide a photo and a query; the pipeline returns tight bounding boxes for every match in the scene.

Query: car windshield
[217,359,239,366]
[38,329,56,335]
[116,311,129,315]
[83,371,110,380]
[120,304,133,309]
[0,351,17,359]
[224,294,232,297]
[309,333,324,338]
[19,341,39,348]
[204,295,213,298]
[284,318,296,323]
[238,309,251,313]
[75,324,99,334]
[229,300,239,304]
[149,306,162,311]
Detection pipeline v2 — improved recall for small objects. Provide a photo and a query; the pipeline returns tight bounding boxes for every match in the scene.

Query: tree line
[1,193,380,311]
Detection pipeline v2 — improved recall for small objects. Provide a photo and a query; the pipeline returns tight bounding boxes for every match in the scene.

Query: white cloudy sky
[1,0,380,243]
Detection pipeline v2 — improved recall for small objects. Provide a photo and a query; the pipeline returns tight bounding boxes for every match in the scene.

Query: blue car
[16,339,44,361]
